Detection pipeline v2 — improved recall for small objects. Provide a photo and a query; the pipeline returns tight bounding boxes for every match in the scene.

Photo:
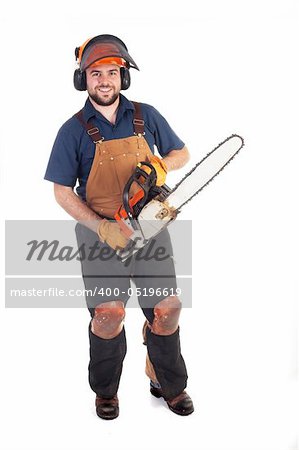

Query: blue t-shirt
[44,94,185,200]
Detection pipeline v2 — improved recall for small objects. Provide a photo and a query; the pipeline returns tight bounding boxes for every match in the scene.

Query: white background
[1,0,298,449]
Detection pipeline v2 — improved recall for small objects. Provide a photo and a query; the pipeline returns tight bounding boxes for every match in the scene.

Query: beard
[88,85,120,107]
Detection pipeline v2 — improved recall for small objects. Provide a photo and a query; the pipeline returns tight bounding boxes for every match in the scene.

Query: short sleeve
[44,120,80,187]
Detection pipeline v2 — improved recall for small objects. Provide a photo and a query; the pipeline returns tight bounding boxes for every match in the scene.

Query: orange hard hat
[75,34,139,72]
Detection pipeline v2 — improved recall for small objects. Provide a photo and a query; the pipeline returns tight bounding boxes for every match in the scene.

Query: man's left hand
[141,155,168,186]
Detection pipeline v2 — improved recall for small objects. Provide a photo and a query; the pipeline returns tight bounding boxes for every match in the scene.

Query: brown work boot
[150,382,194,416]
[95,395,119,420]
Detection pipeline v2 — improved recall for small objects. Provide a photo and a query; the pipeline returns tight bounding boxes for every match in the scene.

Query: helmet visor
[80,39,139,71]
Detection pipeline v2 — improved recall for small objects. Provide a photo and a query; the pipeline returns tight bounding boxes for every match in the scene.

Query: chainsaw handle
[122,161,157,219]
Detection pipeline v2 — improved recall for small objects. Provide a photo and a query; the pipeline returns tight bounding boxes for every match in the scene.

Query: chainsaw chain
[168,134,245,211]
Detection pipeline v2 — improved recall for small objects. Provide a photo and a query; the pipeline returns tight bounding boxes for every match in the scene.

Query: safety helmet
[73,34,139,91]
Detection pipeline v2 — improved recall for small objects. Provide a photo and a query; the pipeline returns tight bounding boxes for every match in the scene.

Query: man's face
[86,64,122,106]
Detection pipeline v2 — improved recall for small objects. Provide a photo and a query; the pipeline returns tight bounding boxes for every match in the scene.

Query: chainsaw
[114,134,244,260]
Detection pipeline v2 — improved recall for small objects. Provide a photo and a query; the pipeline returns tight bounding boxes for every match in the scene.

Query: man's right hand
[97,219,129,250]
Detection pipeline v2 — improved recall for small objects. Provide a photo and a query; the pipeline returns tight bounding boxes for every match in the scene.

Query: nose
[98,73,110,84]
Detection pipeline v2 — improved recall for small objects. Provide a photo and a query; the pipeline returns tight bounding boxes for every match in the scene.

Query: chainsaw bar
[164,134,244,211]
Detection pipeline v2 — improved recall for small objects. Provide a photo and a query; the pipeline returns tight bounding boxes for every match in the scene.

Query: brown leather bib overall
[76,102,153,218]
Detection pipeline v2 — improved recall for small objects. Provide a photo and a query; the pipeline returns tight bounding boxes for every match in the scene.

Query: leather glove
[97,219,129,250]
[141,155,168,186]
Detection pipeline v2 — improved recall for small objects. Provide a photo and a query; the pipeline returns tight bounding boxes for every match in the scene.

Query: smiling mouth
[98,87,112,93]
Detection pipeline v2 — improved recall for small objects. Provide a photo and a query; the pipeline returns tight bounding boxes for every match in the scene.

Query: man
[44,34,194,419]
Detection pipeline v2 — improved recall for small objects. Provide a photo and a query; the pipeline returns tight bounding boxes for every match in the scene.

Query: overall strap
[74,109,104,143]
[132,101,145,135]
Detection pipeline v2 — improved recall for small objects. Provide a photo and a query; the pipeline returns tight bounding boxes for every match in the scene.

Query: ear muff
[120,67,131,90]
[73,68,87,91]
[73,67,130,91]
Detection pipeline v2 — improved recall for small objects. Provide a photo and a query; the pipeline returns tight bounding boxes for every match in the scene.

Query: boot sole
[96,410,119,420]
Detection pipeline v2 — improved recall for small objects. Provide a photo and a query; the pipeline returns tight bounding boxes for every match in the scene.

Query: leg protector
[145,325,188,400]
[151,296,182,336]
[142,321,158,383]
[89,324,127,397]
[91,300,125,339]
